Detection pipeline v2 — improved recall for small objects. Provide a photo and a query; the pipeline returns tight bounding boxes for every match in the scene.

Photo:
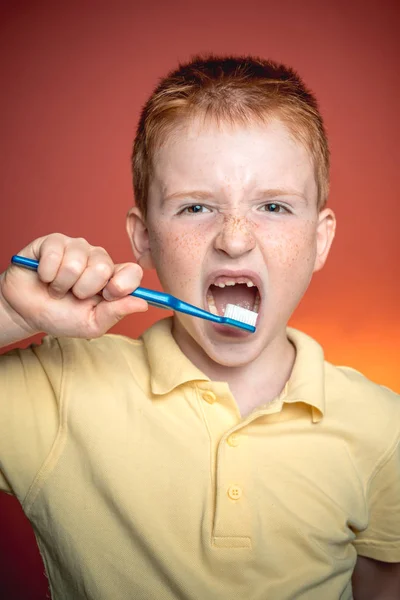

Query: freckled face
[143,118,332,367]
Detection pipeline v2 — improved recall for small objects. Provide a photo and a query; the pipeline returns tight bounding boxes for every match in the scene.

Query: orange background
[0,1,399,598]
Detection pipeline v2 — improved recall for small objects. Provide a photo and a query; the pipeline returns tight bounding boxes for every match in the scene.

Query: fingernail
[102,289,113,301]
[49,287,63,299]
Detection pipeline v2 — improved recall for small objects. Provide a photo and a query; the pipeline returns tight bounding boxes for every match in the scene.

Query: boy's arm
[0,233,149,497]
[0,338,62,497]
[0,279,37,346]
[352,433,400,598]
[352,556,400,600]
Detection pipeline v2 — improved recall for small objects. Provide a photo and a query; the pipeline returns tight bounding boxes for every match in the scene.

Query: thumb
[93,295,149,333]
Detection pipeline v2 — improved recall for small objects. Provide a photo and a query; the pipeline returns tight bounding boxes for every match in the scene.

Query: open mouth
[206,275,261,316]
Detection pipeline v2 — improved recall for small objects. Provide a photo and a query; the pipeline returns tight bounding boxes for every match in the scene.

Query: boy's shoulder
[324,359,399,407]
[29,330,143,356]
[55,330,145,359]
[288,325,398,403]
[322,352,400,459]
[25,331,148,381]
[287,326,399,441]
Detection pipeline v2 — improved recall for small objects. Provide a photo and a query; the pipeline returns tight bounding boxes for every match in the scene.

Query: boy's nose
[214,216,256,258]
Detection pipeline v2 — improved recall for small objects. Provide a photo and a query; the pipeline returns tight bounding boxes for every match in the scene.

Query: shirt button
[202,391,217,404]
[227,485,243,500]
[227,434,240,447]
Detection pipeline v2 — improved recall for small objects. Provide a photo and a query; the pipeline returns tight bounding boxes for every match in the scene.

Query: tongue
[210,284,256,315]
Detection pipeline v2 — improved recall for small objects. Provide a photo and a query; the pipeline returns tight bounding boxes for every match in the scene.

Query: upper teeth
[213,278,255,288]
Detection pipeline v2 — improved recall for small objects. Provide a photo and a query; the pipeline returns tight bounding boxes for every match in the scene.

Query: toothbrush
[11,255,257,333]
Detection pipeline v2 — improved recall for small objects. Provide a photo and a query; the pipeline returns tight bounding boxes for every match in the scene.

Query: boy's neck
[171,322,296,417]
[230,338,295,417]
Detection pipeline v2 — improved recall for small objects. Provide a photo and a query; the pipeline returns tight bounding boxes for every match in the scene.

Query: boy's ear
[126,207,155,270]
[313,208,336,273]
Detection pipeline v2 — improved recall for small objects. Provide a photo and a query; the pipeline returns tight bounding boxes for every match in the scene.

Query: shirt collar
[141,319,325,422]
[141,318,209,395]
[284,327,325,422]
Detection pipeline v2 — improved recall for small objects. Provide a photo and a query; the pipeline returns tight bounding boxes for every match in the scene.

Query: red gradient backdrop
[0,1,399,598]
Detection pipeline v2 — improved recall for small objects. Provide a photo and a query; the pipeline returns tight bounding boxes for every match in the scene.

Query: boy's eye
[181,204,210,214]
[260,203,288,214]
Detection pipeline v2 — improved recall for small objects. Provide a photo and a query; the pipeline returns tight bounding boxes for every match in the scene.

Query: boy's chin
[204,349,259,368]
[175,317,263,367]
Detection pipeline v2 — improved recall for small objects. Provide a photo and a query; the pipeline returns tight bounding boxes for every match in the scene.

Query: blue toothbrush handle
[10,254,255,332]
[11,256,40,270]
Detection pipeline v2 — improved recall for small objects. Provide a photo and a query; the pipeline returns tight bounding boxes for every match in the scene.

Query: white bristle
[223,304,258,327]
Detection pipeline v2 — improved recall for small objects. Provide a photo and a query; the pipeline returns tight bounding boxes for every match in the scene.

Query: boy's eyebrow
[163,188,308,203]
[163,190,213,202]
[257,188,309,204]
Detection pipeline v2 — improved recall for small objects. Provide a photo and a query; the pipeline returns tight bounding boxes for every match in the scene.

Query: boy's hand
[0,233,148,345]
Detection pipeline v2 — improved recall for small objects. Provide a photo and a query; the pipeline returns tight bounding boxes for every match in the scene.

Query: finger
[48,238,91,299]
[29,234,68,283]
[93,295,148,333]
[72,248,114,300]
[102,263,143,301]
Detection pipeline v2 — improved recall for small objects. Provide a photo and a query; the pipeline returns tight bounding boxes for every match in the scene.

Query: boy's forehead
[150,118,317,200]
[155,116,297,151]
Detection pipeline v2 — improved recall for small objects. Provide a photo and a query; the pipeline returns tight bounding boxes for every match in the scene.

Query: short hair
[132,54,329,219]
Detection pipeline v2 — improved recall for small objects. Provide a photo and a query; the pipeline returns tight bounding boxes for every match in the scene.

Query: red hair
[132,55,330,218]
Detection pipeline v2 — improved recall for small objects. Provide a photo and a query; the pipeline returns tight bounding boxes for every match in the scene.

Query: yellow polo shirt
[1,318,399,600]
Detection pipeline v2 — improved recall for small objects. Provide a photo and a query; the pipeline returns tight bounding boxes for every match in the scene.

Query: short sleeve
[353,438,400,562]
[0,337,61,501]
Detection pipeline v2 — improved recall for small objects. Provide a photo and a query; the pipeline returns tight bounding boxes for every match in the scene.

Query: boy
[0,55,399,599]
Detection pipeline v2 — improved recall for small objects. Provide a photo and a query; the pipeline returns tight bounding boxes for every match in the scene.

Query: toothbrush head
[223,304,258,331]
